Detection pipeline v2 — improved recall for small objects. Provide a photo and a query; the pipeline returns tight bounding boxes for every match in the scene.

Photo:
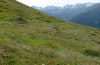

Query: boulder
[14,16,23,21]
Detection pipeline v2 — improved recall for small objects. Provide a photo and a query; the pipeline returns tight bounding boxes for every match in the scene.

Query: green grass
[0,0,100,65]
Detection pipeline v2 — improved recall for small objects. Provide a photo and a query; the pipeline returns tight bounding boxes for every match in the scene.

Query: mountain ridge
[32,3,94,20]
[71,3,100,28]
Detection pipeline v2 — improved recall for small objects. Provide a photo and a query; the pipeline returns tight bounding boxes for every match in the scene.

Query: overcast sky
[17,0,100,7]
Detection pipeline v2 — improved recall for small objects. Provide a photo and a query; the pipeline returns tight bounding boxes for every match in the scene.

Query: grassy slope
[0,0,100,65]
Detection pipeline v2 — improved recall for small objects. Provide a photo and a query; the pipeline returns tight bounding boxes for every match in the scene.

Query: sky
[17,0,100,7]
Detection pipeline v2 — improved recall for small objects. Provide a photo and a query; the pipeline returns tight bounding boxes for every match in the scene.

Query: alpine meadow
[0,0,100,65]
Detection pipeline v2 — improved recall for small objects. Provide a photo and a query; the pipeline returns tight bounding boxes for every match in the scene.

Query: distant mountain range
[32,3,100,28]
[32,3,93,20]
[70,3,100,28]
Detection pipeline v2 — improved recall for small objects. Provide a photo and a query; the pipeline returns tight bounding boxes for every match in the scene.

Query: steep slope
[0,0,100,65]
[70,3,100,28]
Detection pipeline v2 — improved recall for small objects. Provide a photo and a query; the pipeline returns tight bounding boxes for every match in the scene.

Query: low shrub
[82,49,100,57]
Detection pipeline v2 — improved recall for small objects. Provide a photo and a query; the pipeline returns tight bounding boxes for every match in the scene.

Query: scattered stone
[42,63,45,65]
[13,16,28,24]
[13,16,23,21]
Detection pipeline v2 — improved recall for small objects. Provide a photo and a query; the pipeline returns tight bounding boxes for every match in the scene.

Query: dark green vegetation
[0,0,100,65]
[71,3,100,28]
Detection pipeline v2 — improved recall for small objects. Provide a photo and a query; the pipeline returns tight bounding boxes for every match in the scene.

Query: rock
[13,16,28,24]
[13,16,23,21]
[42,64,45,65]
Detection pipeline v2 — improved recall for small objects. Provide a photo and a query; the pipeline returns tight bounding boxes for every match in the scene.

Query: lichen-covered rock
[13,16,28,24]
[14,16,23,21]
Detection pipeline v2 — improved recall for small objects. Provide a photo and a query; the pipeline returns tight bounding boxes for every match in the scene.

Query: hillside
[0,0,100,65]
[70,3,100,28]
